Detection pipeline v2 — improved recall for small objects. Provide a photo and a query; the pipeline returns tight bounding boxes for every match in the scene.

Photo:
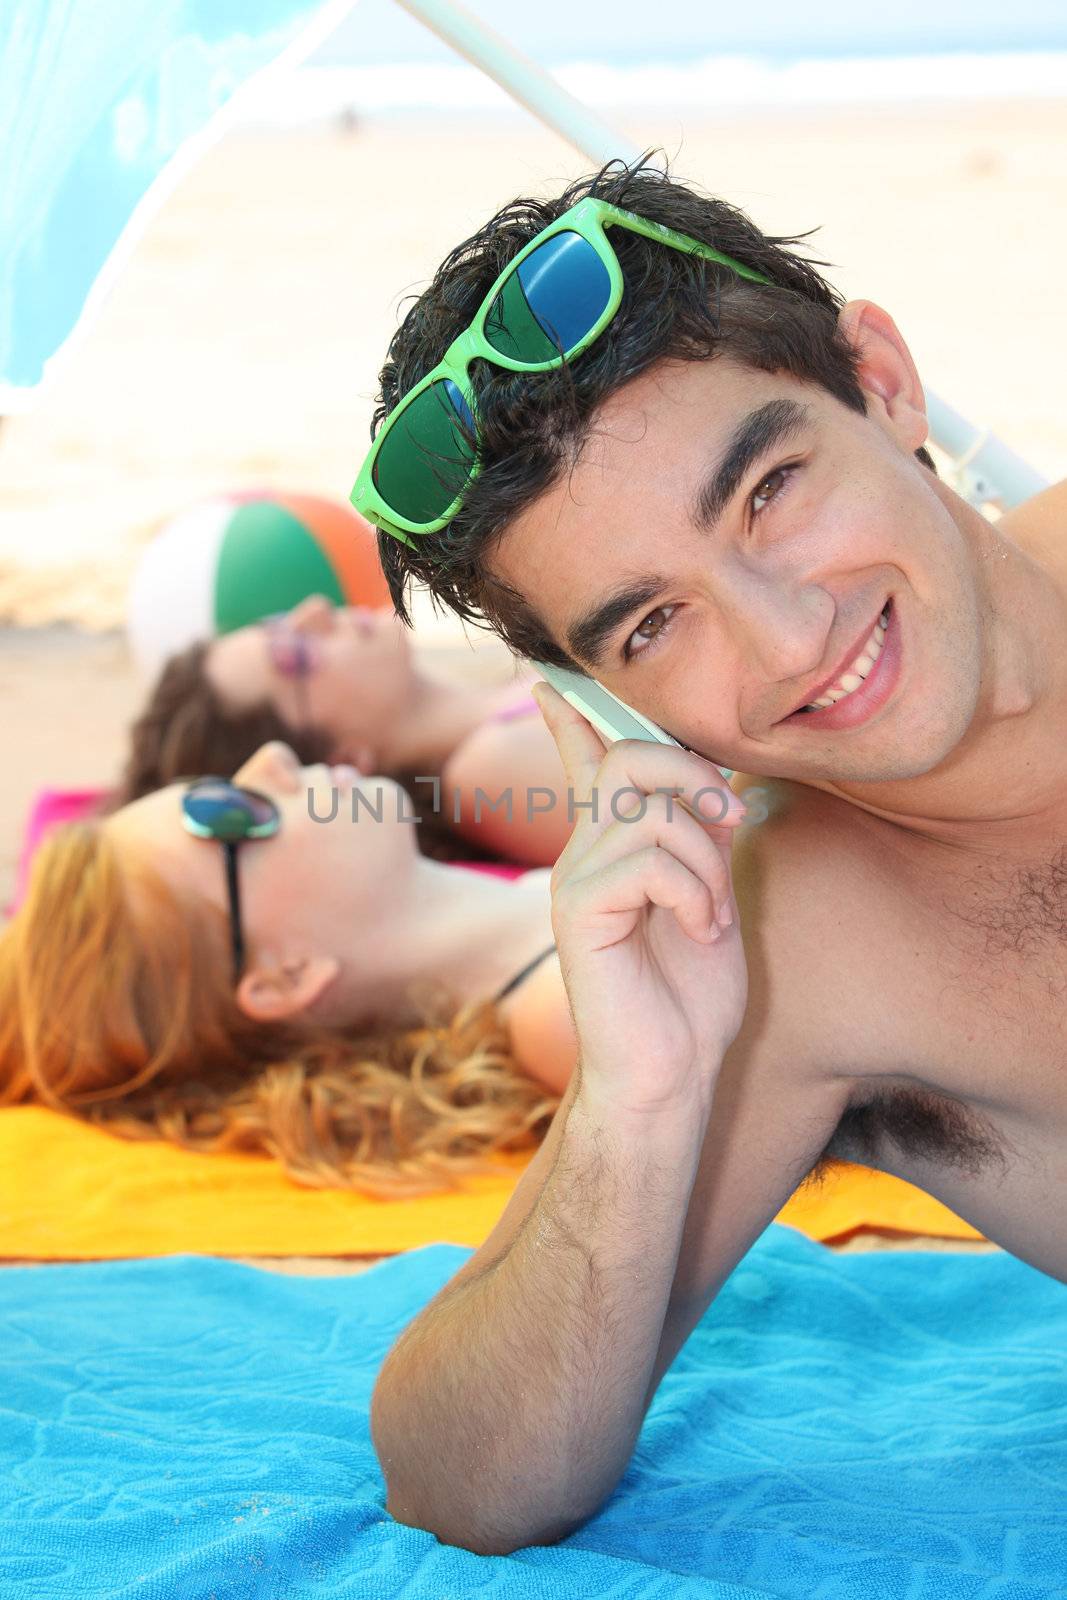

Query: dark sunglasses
[181,779,281,982]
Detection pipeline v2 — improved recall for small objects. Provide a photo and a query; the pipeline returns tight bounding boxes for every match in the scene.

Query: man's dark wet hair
[372,155,937,666]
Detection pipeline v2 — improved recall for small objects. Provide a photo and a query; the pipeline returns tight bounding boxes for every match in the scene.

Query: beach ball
[127,490,392,680]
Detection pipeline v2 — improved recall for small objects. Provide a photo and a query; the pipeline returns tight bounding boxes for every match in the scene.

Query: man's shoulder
[996,475,1067,570]
[999,473,1067,525]
[726,773,888,1079]
[729,772,873,905]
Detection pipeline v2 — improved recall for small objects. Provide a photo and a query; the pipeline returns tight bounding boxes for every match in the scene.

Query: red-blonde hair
[0,823,559,1196]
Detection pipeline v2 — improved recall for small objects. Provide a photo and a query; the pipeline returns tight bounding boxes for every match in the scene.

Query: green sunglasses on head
[351,196,770,547]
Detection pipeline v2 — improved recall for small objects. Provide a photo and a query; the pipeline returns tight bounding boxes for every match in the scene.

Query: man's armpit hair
[798,1083,1010,1193]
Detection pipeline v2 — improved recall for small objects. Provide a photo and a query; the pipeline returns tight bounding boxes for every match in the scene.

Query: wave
[234,50,1067,124]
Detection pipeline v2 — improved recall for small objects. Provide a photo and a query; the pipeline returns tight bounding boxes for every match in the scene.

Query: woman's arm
[441,714,573,866]
[496,954,577,1096]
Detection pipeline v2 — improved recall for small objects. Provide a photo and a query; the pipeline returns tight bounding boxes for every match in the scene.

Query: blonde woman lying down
[0,740,579,1196]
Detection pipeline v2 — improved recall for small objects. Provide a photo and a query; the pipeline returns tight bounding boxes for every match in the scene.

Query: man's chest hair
[924,842,1067,1041]
[759,774,1066,971]
[937,841,1067,963]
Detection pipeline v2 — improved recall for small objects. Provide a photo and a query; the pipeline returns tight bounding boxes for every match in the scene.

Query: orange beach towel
[0,1106,982,1260]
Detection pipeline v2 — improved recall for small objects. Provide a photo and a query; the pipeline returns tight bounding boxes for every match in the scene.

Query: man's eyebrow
[565,577,669,670]
[692,398,811,533]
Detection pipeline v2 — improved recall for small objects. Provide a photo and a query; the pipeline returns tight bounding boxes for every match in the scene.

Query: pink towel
[458,859,528,881]
[7,787,528,918]
[7,787,110,916]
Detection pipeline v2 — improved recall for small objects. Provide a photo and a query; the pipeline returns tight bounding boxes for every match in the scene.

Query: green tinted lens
[484,232,613,364]
[372,379,476,526]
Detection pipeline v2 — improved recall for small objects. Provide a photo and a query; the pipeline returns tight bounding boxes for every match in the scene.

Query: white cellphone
[533,661,733,780]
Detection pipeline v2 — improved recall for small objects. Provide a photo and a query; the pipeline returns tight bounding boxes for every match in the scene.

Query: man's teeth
[803,606,889,711]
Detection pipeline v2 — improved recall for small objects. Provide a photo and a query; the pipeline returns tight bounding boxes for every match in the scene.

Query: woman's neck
[340,856,553,1026]
[376,668,531,775]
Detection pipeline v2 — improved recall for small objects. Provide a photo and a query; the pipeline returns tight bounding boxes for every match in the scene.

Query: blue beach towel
[0,1225,1064,1599]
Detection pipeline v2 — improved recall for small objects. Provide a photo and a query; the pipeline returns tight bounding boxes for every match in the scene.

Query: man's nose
[234,740,300,791]
[725,584,832,681]
[286,594,335,635]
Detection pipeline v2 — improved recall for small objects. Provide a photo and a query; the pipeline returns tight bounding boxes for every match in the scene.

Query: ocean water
[232,0,1067,122]
[311,0,1067,68]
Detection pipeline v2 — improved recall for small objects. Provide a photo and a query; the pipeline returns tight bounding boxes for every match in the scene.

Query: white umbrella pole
[395,0,1046,509]
[392,0,639,168]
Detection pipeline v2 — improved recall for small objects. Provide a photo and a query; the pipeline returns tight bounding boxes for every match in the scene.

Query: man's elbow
[370,1348,596,1554]
[371,1379,526,1554]
[374,1397,586,1554]
[382,1474,582,1556]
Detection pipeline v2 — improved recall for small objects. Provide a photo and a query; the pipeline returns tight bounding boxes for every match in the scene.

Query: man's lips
[778,598,900,732]
[781,600,890,720]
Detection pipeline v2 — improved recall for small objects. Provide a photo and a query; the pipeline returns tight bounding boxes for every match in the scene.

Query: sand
[2,97,1065,1263]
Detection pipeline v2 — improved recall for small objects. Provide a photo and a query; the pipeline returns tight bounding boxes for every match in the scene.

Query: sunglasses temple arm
[223,841,244,983]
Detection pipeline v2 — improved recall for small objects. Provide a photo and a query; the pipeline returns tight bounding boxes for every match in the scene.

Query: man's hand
[532,680,750,1120]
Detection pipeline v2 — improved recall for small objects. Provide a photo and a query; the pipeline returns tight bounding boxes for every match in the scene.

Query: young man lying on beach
[352,159,1067,1555]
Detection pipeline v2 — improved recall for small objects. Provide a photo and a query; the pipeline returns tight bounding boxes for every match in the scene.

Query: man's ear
[235,954,340,1023]
[837,299,929,456]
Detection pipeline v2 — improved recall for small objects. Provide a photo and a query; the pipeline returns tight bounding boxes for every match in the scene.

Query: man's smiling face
[487,306,986,787]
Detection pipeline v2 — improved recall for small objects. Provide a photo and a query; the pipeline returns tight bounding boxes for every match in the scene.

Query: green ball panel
[213,503,345,633]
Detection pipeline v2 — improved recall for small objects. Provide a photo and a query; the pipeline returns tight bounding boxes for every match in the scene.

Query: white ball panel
[126,502,230,682]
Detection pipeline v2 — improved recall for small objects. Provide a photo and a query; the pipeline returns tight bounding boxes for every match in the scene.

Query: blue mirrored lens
[184,782,277,840]
[484,232,612,363]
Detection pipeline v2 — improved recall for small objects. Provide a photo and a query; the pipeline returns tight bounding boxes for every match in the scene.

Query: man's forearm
[370,1080,710,1554]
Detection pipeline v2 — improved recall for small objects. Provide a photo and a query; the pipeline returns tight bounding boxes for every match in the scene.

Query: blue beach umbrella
[0,0,354,405]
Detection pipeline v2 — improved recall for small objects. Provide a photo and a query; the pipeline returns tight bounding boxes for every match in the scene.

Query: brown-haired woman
[0,741,577,1197]
[117,593,572,866]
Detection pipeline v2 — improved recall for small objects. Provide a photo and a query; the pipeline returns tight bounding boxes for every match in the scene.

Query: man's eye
[750,464,794,518]
[624,605,674,661]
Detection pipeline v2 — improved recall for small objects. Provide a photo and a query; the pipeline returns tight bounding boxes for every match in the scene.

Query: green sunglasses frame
[181,779,281,983]
[351,196,770,547]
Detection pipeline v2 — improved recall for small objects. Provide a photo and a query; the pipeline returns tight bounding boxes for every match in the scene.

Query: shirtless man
[353,161,1067,1554]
